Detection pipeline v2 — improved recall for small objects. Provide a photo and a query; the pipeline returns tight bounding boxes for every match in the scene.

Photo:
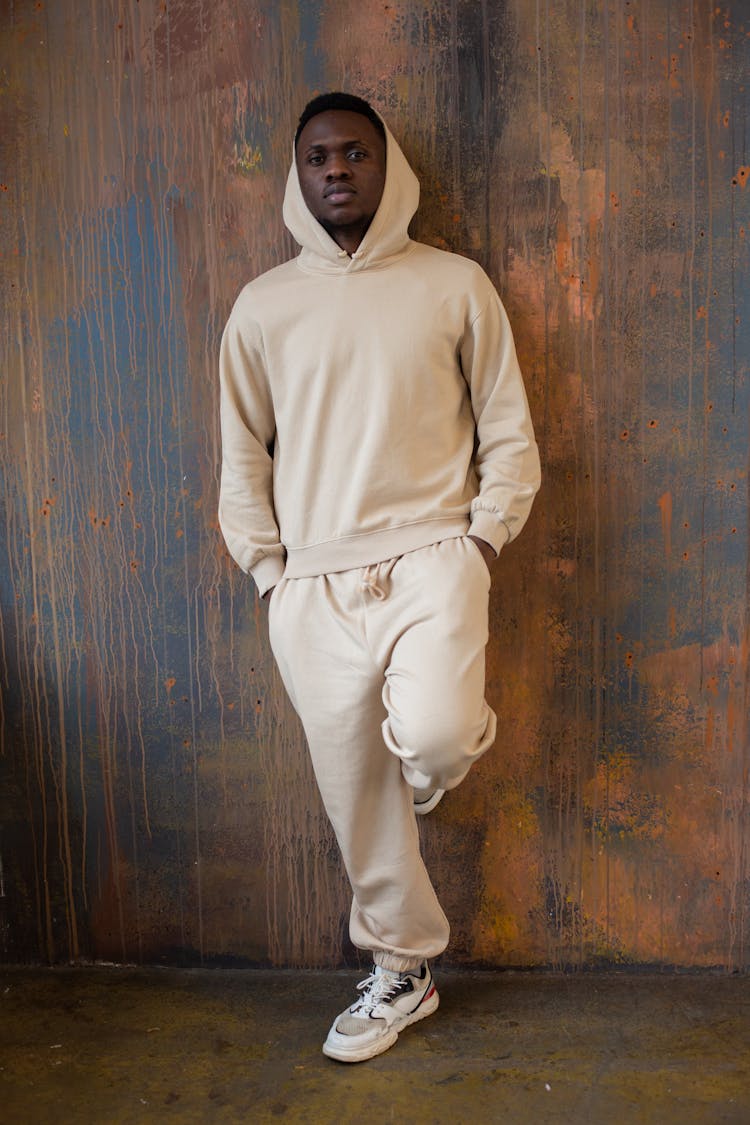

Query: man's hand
[468,535,495,569]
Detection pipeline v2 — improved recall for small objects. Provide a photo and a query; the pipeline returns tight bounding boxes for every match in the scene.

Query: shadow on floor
[1,966,748,1123]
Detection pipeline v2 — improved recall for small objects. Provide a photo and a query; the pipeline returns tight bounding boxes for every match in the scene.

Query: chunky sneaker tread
[322,962,439,1063]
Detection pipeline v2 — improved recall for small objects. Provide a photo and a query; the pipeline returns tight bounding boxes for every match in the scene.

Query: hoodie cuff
[251,553,286,598]
[468,511,511,557]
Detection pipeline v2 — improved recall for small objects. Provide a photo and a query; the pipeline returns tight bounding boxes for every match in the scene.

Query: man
[219,92,540,1063]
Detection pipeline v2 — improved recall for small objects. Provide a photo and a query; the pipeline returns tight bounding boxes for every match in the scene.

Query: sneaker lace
[355,971,405,1014]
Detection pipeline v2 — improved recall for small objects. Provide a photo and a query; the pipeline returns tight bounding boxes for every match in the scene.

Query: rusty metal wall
[1,0,748,968]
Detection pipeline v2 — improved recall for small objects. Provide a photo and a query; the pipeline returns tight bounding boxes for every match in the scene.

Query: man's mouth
[324,183,356,200]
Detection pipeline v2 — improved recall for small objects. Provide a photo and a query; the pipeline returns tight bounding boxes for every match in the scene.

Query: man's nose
[326,155,350,178]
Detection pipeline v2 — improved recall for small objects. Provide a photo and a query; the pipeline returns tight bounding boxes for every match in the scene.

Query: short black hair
[294,91,386,149]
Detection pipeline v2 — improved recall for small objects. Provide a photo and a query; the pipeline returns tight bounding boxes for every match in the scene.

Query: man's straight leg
[268,571,450,968]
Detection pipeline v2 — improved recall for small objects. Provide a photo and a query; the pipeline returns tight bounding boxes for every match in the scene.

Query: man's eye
[348,149,366,160]
[308,154,324,165]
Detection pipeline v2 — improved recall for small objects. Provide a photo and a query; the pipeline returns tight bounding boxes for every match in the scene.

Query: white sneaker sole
[414,788,445,815]
[322,985,440,1063]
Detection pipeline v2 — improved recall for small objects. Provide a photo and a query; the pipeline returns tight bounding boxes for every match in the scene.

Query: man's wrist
[467,535,495,567]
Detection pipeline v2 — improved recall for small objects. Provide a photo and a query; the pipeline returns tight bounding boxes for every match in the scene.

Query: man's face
[296,110,387,252]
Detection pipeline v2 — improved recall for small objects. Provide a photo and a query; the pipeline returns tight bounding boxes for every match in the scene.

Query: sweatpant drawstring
[360,565,386,600]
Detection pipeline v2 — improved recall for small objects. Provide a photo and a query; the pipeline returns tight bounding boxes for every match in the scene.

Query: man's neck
[325,221,371,257]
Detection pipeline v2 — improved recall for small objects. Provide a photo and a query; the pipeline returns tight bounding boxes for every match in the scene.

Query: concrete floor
[1,966,748,1123]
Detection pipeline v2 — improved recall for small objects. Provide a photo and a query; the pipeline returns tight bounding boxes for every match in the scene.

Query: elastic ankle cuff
[373,951,425,973]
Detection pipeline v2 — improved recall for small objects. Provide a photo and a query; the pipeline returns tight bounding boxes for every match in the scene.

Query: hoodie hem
[283,517,470,579]
[250,553,287,598]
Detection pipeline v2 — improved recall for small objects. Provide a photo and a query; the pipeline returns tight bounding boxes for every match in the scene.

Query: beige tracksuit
[219,114,540,970]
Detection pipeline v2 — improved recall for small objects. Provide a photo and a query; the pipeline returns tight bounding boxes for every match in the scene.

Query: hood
[282,115,420,274]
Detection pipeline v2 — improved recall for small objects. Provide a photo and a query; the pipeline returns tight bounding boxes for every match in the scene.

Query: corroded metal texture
[1,1,748,968]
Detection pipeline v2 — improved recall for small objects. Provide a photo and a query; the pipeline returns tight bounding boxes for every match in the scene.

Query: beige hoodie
[219,120,540,596]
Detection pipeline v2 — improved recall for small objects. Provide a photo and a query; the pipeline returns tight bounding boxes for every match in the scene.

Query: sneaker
[413,786,445,815]
[322,962,439,1063]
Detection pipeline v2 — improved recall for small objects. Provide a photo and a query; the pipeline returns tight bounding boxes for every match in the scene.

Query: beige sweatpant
[268,536,497,971]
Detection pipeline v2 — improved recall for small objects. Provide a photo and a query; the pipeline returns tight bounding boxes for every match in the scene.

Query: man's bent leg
[377,537,497,793]
[268,572,450,969]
